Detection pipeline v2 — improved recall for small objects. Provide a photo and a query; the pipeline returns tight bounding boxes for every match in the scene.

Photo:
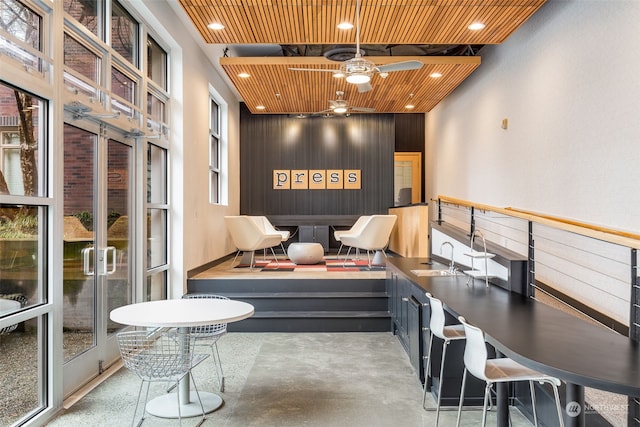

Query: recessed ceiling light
[207,22,225,30]
[430,72,443,78]
[333,71,345,78]
[256,105,266,110]
[337,22,353,30]
[238,72,250,78]
[405,104,415,110]
[379,72,389,79]
[468,22,485,31]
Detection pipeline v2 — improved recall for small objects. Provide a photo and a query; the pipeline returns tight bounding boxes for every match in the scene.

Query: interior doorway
[394,152,422,206]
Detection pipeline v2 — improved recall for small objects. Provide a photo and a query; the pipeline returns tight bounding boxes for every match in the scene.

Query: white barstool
[456,316,565,427]
[422,292,466,426]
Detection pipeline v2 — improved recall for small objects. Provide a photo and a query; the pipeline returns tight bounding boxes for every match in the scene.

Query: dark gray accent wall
[240,104,423,216]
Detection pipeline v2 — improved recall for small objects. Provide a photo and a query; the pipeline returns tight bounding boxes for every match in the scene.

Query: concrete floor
[48,332,533,427]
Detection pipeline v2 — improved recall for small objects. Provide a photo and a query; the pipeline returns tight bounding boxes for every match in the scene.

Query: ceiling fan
[319,91,374,115]
[288,0,423,93]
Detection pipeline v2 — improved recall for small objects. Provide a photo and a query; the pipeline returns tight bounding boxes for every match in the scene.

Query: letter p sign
[273,170,290,189]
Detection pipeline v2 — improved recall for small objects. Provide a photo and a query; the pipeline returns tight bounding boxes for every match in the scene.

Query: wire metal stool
[116,329,208,426]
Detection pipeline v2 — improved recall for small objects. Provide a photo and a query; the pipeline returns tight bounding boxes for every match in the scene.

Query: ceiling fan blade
[288,67,337,72]
[376,60,424,73]
[357,82,372,93]
[351,106,375,113]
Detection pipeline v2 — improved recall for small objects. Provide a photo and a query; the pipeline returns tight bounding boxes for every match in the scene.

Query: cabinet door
[299,226,314,243]
[407,296,422,375]
[421,299,431,387]
[314,226,329,251]
[388,273,397,322]
[398,278,410,347]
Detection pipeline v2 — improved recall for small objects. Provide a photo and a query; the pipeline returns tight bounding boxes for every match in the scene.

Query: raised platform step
[188,278,385,294]
[252,310,390,318]
[229,311,391,332]
[187,275,390,332]
[223,292,388,312]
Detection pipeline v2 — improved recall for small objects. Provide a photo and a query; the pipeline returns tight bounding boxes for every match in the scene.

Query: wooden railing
[437,195,640,249]
[435,196,640,425]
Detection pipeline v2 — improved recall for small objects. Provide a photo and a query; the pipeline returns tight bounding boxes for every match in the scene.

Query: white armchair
[334,215,371,258]
[339,215,397,268]
[224,216,283,269]
[250,216,291,255]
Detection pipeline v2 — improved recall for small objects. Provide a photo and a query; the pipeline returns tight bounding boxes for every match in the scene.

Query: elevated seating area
[187,264,389,333]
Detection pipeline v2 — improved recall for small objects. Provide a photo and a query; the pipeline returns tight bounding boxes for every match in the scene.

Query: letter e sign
[309,170,325,189]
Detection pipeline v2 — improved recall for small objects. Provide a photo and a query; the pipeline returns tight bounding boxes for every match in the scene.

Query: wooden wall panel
[240,104,424,216]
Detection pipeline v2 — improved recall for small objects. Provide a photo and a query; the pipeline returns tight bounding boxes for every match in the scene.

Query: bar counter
[387,257,640,426]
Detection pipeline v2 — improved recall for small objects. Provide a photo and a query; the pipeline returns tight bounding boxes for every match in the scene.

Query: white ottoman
[287,242,324,265]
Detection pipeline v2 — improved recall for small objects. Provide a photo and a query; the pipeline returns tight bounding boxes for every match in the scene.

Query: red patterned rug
[235,257,385,272]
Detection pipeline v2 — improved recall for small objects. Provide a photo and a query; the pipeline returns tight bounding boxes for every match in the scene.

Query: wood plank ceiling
[179,0,546,114]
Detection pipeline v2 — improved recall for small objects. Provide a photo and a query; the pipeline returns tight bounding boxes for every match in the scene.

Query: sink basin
[410,269,457,277]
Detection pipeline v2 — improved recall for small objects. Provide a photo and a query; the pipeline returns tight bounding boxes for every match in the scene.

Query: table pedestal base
[372,250,386,266]
[146,391,223,418]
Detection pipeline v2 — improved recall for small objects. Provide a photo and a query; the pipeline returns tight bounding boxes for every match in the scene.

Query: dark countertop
[388,257,640,397]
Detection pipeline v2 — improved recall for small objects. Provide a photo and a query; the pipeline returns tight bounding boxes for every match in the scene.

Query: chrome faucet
[469,230,490,288]
[440,241,455,273]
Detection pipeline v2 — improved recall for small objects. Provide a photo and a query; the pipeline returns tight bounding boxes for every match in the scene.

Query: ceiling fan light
[468,22,485,31]
[333,106,348,113]
[346,73,370,84]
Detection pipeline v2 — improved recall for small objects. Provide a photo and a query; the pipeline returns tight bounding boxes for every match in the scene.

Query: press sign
[273,169,361,190]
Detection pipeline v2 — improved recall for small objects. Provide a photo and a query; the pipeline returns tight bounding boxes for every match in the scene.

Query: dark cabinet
[388,271,425,382]
[298,225,329,251]
[387,265,485,407]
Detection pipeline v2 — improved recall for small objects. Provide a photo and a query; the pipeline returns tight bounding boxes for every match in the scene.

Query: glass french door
[62,120,134,396]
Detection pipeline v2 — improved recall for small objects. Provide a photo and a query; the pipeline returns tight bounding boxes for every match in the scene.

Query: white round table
[110,298,254,419]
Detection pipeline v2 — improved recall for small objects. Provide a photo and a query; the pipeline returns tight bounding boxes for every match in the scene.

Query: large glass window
[147,35,166,90]
[111,1,138,67]
[146,91,165,135]
[63,33,101,98]
[0,0,43,72]
[147,143,166,204]
[209,96,221,204]
[2,1,172,421]
[0,315,47,426]
[0,83,45,198]
[63,0,101,38]
[110,65,136,117]
[146,143,167,297]
[0,82,48,426]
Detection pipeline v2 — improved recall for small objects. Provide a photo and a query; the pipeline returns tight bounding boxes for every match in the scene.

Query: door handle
[81,246,94,276]
[104,246,117,275]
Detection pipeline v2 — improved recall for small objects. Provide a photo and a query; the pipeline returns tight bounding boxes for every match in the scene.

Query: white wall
[136,1,240,296]
[427,1,640,235]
